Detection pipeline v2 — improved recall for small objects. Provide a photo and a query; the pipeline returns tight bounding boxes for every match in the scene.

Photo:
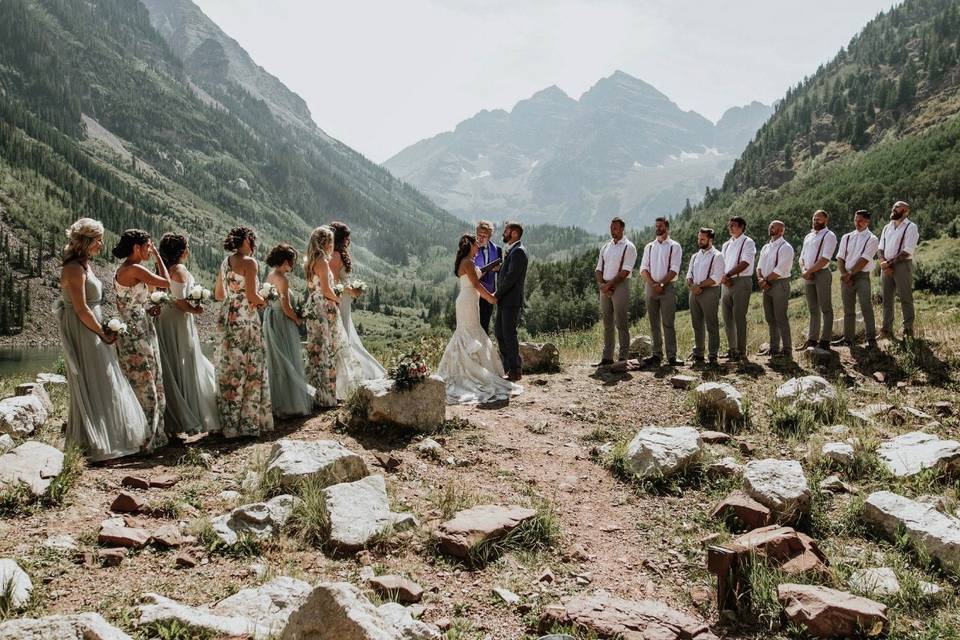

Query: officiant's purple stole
[474,241,501,294]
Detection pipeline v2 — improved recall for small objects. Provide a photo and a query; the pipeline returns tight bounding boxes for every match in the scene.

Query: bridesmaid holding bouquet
[214,226,274,437]
[262,243,316,418]
[303,226,340,409]
[113,229,171,452]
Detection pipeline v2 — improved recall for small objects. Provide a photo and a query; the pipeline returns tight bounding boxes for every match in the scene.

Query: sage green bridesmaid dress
[55,267,150,462]
[262,292,316,418]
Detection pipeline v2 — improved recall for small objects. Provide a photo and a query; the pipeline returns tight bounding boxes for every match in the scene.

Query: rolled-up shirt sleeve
[595,249,604,273]
[742,238,757,267]
[639,244,651,275]
[902,223,919,255]
[686,255,695,281]
[622,243,638,273]
[819,232,838,261]
[774,243,794,277]
[669,243,682,276]
[709,251,725,283]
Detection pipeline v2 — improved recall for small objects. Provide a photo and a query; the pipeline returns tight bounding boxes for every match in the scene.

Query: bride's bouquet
[333,283,345,296]
[390,351,429,392]
[101,317,128,338]
[185,285,212,308]
[258,283,280,302]
[348,279,368,295]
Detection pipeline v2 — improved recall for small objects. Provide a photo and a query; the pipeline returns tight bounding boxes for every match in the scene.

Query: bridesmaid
[113,229,170,452]
[304,226,340,408]
[330,222,386,393]
[155,233,220,435]
[214,226,274,438]
[56,219,150,461]
[262,243,316,418]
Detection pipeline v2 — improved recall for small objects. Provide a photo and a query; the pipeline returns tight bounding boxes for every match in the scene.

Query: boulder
[629,336,653,359]
[710,490,772,530]
[139,576,312,639]
[0,394,48,436]
[727,525,829,575]
[0,558,32,609]
[368,575,424,604]
[323,475,417,550]
[624,427,703,479]
[876,431,960,478]
[693,383,743,420]
[0,441,64,497]
[280,582,441,639]
[15,382,53,413]
[863,491,960,575]
[775,376,837,408]
[538,592,717,640]
[351,377,446,432]
[519,342,560,372]
[0,613,132,640]
[266,439,368,489]
[743,459,811,523]
[0,434,13,454]
[35,372,67,386]
[777,583,887,637]
[820,442,855,467]
[435,505,537,559]
[210,494,301,545]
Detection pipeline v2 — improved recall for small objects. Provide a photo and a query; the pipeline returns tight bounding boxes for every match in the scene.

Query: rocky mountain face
[384,71,772,233]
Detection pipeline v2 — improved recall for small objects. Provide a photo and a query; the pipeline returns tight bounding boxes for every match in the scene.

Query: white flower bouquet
[186,285,212,307]
[333,283,345,296]
[102,317,128,337]
[149,290,172,312]
[258,283,280,301]
[348,279,368,294]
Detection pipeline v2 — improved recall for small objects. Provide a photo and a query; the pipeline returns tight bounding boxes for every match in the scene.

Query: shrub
[915,255,960,294]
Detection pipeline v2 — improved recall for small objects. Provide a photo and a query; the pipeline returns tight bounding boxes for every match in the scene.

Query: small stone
[820,442,855,467]
[218,490,241,502]
[711,490,772,530]
[933,401,953,417]
[266,439,369,489]
[372,451,402,472]
[537,567,555,583]
[435,505,537,559]
[775,376,837,408]
[624,426,704,479]
[820,475,856,494]
[743,459,811,523]
[121,475,150,490]
[876,431,960,478]
[863,491,960,574]
[42,534,78,552]
[149,474,180,488]
[778,583,887,637]
[368,575,424,604]
[694,382,743,420]
[492,587,520,605]
[0,434,13,454]
[99,547,127,567]
[670,375,696,390]
[110,492,145,514]
[700,430,731,444]
[706,457,743,479]
[150,525,185,548]
[98,526,150,549]
[36,373,67,386]
[872,372,887,383]
[174,553,197,568]
[848,567,900,597]
[0,441,64,497]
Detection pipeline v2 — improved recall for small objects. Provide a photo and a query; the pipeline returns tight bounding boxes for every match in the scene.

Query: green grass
[287,477,331,549]
[191,519,262,558]
[136,619,217,640]
[427,481,481,521]
[465,497,561,567]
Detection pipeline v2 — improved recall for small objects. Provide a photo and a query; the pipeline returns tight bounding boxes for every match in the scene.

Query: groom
[495,221,528,382]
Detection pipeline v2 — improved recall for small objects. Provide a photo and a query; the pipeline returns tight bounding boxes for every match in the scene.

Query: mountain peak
[579,70,672,107]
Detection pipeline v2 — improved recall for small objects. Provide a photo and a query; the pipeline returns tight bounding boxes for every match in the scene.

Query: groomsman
[834,209,880,348]
[594,217,638,365]
[798,210,837,350]
[473,220,502,334]
[720,216,756,362]
[757,220,795,360]
[686,227,725,364]
[640,217,683,366]
[879,201,919,338]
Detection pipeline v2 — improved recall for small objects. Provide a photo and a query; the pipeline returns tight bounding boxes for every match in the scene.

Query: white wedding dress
[336,292,387,393]
[438,267,522,404]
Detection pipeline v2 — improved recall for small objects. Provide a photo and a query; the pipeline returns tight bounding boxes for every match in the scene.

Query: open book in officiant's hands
[480,258,502,274]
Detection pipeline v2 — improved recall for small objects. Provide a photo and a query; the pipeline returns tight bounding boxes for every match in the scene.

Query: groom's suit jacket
[496,242,528,308]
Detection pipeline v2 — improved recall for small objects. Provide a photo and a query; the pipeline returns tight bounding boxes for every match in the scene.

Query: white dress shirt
[595,238,637,281]
[686,247,725,286]
[878,219,919,261]
[640,237,682,283]
[836,229,879,272]
[799,228,837,272]
[757,237,794,279]
[721,234,756,278]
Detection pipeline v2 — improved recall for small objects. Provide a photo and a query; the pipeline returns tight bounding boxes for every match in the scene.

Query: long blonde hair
[63,218,104,265]
[305,225,334,277]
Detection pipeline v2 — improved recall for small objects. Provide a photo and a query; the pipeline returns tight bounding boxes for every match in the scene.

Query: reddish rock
[120,475,150,490]
[368,575,424,604]
[728,525,829,575]
[710,491,772,530]
[98,525,150,549]
[537,567,555,583]
[110,491,144,514]
[98,547,127,567]
[150,524,185,548]
[700,431,731,444]
[539,592,717,639]
[372,451,402,472]
[174,552,197,568]
[778,583,887,637]
[737,440,756,455]
[435,505,536,559]
[149,474,180,488]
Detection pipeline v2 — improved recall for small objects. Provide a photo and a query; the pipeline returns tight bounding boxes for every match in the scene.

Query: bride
[438,234,522,404]
[329,222,384,399]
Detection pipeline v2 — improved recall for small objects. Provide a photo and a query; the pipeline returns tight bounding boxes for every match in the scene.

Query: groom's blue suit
[495,241,528,375]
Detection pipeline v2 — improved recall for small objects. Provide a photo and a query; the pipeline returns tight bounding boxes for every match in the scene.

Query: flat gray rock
[266,439,368,489]
[876,431,960,478]
[0,394,48,436]
[864,491,960,575]
[211,494,301,545]
[353,376,446,432]
[820,442,855,467]
[0,441,64,496]
[35,373,67,386]
[693,382,743,419]
[775,376,837,407]
[323,475,417,550]
[743,459,810,523]
[624,426,703,478]
[0,612,131,640]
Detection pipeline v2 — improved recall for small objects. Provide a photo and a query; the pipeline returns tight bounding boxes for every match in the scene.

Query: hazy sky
[195,0,897,163]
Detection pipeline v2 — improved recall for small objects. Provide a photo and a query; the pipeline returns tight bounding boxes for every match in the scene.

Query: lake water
[0,344,215,381]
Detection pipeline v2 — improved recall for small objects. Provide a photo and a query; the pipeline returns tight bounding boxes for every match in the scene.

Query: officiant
[474,220,502,333]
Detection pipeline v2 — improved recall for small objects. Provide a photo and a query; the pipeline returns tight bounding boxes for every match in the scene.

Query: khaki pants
[645,282,677,359]
[689,286,721,358]
[804,269,833,343]
[722,276,752,355]
[762,279,792,353]
[881,261,914,334]
[841,272,875,341]
[600,281,630,360]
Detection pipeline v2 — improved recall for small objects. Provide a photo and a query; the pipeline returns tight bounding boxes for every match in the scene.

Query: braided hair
[331,221,352,274]
[223,226,256,252]
[158,233,188,269]
[112,229,151,259]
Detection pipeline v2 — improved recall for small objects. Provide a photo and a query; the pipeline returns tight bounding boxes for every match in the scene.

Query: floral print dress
[114,277,168,452]
[305,272,339,408]
[216,257,274,438]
